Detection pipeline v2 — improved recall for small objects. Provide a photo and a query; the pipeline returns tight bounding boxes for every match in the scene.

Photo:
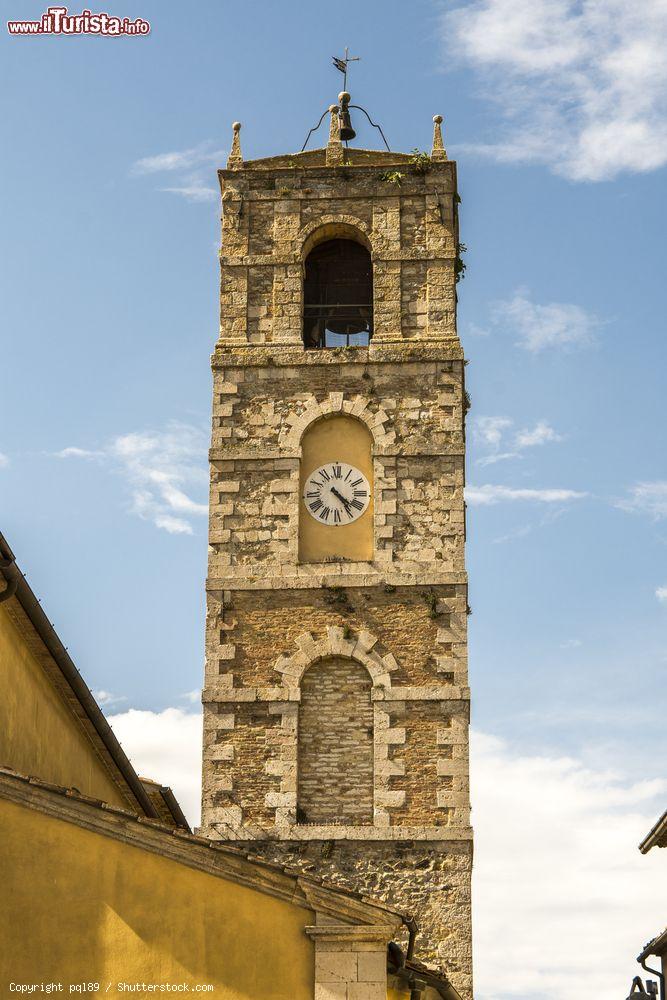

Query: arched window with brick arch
[297,656,374,825]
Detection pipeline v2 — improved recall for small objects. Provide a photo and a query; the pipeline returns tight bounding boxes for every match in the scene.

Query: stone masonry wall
[246,838,473,1000]
[204,584,468,692]
[207,354,465,577]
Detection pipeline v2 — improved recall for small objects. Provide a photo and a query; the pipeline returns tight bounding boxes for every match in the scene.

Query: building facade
[200,101,473,998]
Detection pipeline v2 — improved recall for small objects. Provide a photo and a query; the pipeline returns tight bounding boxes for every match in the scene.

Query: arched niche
[297,656,374,826]
[298,414,374,563]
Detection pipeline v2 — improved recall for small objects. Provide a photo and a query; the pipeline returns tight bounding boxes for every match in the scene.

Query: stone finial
[431,114,447,162]
[328,104,341,144]
[227,121,243,168]
[326,104,344,165]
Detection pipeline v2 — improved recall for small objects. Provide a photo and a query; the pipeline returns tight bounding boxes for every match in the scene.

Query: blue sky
[2,1,667,997]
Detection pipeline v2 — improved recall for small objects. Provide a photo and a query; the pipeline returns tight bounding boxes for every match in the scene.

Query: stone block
[314,986,347,1000]
[315,952,358,984]
[348,985,385,1000]
[264,791,296,808]
[356,952,387,983]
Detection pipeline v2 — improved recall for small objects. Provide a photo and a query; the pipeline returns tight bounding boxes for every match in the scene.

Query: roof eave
[639,809,667,854]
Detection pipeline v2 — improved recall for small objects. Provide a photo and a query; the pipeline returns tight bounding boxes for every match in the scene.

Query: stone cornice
[305,923,402,942]
[219,251,457,266]
[206,570,468,591]
[211,344,465,367]
[201,686,470,704]
[209,445,465,462]
[222,823,474,843]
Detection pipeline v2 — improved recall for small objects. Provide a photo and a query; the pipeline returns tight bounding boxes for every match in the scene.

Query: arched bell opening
[303,238,373,349]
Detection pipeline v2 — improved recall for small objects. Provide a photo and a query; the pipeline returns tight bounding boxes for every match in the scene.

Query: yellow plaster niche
[299,414,373,563]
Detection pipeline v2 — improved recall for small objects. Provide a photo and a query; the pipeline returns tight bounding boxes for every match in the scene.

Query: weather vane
[300,49,390,153]
[332,47,360,92]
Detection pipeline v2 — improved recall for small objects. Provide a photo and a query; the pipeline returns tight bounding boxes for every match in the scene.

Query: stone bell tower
[200,94,473,997]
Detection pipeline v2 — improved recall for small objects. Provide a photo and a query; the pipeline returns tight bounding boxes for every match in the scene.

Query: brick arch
[273,626,398,691]
[280,395,394,453]
[298,215,377,261]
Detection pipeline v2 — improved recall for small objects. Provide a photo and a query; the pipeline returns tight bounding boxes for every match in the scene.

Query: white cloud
[442,0,667,182]
[475,416,514,449]
[93,690,127,707]
[180,689,201,705]
[132,143,221,202]
[108,707,202,826]
[656,587,667,604]
[560,638,583,649]
[153,514,193,535]
[464,322,491,338]
[0,452,9,468]
[57,420,208,535]
[515,420,562,448]
[618,481,667,520]
[492,523,532,544]
[471,730,665,999]
[493,291,601,352]
[474,415,563,465]
[476,451,519,468]
[466,484,586,506]
[132,144,222,175]
[55,446,103,460]
[161,183,217,203]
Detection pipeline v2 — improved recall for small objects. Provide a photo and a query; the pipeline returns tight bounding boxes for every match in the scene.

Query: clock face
[303,462,371,525]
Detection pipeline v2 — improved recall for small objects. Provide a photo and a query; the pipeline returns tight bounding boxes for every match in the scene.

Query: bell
[338,91,356,142]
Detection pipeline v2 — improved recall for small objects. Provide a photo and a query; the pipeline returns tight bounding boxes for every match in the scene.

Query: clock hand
[330,486,352,513]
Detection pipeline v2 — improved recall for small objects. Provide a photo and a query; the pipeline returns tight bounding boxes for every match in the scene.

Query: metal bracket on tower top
[300,101,390,153]
[301,108,331,153]
[348,105,390,151]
